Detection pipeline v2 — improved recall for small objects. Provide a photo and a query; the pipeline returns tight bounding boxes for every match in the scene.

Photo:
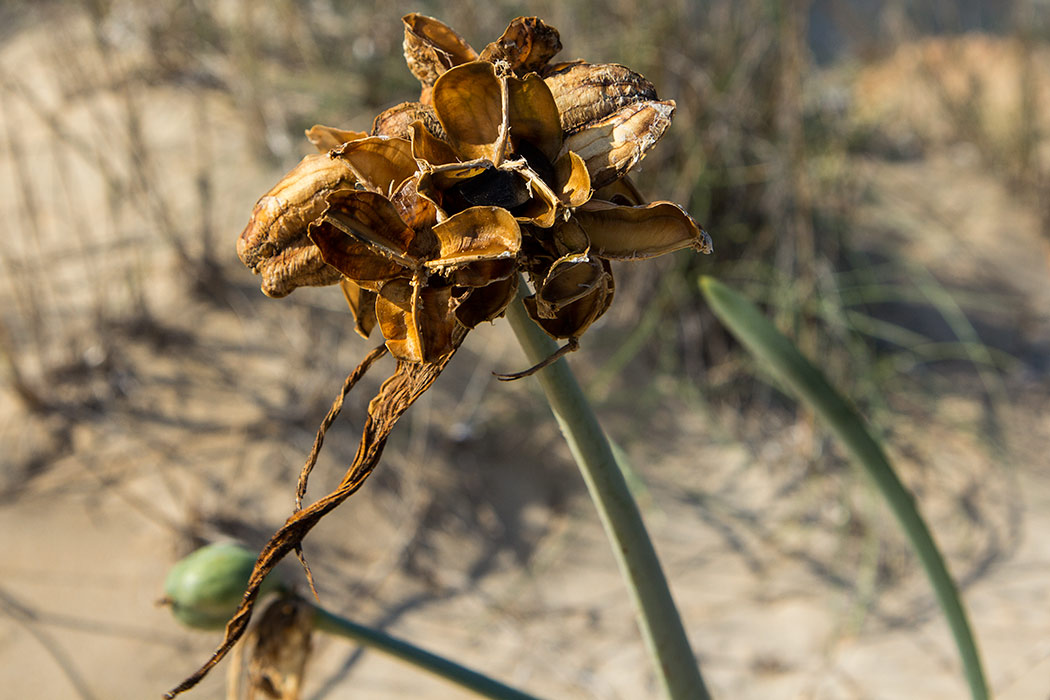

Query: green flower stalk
[163,543,542,700]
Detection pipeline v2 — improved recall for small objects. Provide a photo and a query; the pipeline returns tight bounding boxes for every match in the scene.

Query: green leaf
[700,276,989,700]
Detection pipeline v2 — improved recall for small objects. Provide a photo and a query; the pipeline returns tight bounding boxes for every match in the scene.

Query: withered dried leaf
[165,345,463,699]
[478,16,562,74]
[449,258,517,288]
[532,253,604,319]
[238,154,357,298]
[453,274,519,329]
[500,160,560,228]
[309,220,407,284]
[388,173,440,232]
[524,260,614,339]
[410,120,458,166]
[318,189,422,267]
[376,280,458,363]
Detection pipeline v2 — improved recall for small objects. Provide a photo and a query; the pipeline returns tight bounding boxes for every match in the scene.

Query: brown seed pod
[542,62,658,135]
[246,597,314,700]
[237,154,357,298]
[371,102,447,141]
[305,124,367,152]
[560,99,676,189]
[478,16,562,75]
[402,13,478,90]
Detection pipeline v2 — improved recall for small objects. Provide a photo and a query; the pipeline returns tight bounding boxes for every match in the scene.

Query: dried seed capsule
[371,102,447,141]
[542,62,658,134]
[237,154,357,298]
[560,99,676,189]
[402,13,477,89]
[478,16,562,75]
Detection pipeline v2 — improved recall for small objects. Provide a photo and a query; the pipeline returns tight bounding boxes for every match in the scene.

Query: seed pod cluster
[237,13,711,362]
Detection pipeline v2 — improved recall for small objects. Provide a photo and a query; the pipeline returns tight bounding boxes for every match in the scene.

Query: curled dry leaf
[555,151,593,208]
[452,273,518,329]
[313,189,421,270]
[410,119,458,166]
[333,136,417,195]
[376,280,458,363]
[532,253,605,319]
[506,72,564,163]
[524,259,614,339]
[427,206,521,270]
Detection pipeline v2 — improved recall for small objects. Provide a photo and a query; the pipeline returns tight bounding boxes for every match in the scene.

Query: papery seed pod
[478,17,562,75]
[575,200,713,258]
[452,274,518,329]
[402,13,478,90]
[372,102,447,141]
[340,278,378,339]
[238,154,357,298]
[305,124,367,152]
[560,99,676,189]
[542,62,658,134]
[248,597,315,700]
[524,258,615,339]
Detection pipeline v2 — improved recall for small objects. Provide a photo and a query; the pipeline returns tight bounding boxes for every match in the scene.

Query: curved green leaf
[700,275,988,700]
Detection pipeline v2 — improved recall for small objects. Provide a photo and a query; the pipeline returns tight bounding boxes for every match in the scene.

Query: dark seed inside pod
[449,168,532,210]
[514,139,557,190]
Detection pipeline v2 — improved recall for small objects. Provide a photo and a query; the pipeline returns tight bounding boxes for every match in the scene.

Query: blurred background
[1,0,1048,698]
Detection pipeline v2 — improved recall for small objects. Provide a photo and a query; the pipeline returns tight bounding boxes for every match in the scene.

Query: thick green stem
[312,604,541,700]
[505,290,710,700]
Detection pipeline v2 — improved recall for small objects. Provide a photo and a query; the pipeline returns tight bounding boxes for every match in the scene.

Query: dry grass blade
[294,344,388,510]
[165,332,464,698]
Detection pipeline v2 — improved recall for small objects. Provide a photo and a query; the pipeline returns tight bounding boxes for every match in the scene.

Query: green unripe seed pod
[162,542,284,630]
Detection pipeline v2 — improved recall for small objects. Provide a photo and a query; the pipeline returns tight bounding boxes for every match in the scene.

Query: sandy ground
[1,8,1049,700]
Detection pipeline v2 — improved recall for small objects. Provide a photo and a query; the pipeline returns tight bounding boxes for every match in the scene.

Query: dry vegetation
[1,1,1049,699]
